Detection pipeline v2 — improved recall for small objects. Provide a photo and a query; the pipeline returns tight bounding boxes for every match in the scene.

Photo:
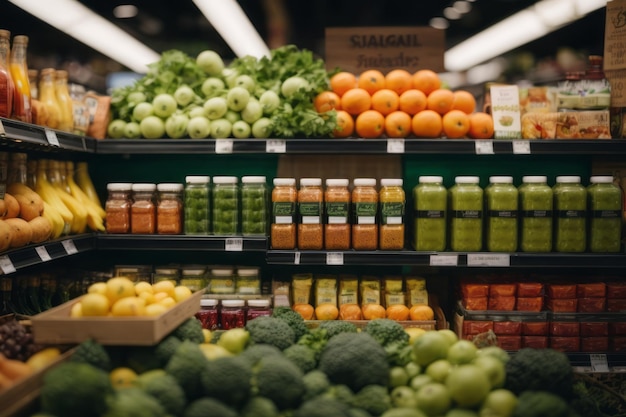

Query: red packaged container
[606,282,626,299]
[490,284,517,297]
[493,321,522,335]
[517,282,543,297]
[609,322,626,336]
[463,320,493,336]
[610,337,626,352]
[464,297,488,310]
[580,322,609,337]
[546,298,578,312]
[522,336,549,348]
[607,298,626,312]
[488,296,516,311]
[550,337,580,352]
[581,337,609,352]
[550,321,580,337]
[547,284,577,299]
[516,297,543,312]
[577,298,606,313]
[577,283,606,298]
[522,321,549,336]
[497,336,522,351]
[461,282,489,298]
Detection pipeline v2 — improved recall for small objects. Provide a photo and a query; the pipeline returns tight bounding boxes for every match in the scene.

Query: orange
[341,88,371,116]
[468,112,495,139]
[412,110,443,138]
[333,110,355,138]
[330,71,358,97]
[358,69,386,95]
[412,69,441,95]
[339,303,363,320]
[443,109,471,139]
[384,111,412,138]
[409,304,435,321]
[451,90,477,114]
[362,303,386,320]
[385,69,413,95]
[355,110,385,138]
[293,303,315,320]
[399,89,427,115]
[386,304,410,321]
[315,303,339,320]
[371,88,399,116]
[426,88,455,115]
[314,90,341,113]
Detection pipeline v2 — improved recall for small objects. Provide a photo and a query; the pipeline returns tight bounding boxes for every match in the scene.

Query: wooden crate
[305,319,437,330]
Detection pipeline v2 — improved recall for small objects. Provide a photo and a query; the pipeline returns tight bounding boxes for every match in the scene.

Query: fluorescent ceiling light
[193,0,270,59]
[444,0,607,72]
[8,0,160,73]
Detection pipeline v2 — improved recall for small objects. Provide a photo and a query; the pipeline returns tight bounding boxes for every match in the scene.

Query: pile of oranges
[315,69,494,139]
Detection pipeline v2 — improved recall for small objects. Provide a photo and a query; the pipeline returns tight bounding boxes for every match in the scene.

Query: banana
[35,167,74,234]
[67,171,107,218]
[54,185,88,234]
[42,201,65,239]
[75,162,103,207]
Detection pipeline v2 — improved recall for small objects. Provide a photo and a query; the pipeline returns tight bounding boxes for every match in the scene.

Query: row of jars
[196,298,272,330]
[414,175,622,253]
[153,264,261,295]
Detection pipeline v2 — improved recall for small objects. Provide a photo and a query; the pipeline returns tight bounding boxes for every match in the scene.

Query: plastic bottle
[9,35,32,123]
[553,176,586,253]
[0,29,15,119]
[212,176,239,235]
[298,177,323,250]
[485,176,518,252]
[352,178,378,250]
[69,83,90,135]
[519,176,553,252]
[270,178,297,249]
[587,176,623,252]
[54,70,74,132]
[379,178,405,250]
[413,176,447,251]
[324,178,351,250]
[449,176,483,252]
[241,176,268,236]
[38,68,61,129]
[184,175,210,235]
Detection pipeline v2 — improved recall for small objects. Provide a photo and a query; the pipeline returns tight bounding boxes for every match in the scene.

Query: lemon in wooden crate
[80,293,110,316]
[111,296,146,316]
[105,277,136,304]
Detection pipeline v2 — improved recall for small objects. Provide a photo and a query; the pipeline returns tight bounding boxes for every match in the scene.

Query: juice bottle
[55,70,74,132]
[9,35,32,123]
[0,29,15,119]
[38,68,61,129]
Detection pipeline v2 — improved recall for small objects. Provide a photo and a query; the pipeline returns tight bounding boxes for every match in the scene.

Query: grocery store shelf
[0,117,95,153]
[96,234,268,251]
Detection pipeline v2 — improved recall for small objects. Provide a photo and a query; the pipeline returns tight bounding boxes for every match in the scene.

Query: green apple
[140,116,165,139]
[472,355,506,389]
[479,389,517,417]
[127,91,146,106]
[241,100,263,124]
[165,113,189,139]
[235,74,256,93]
[226,86,250,112]
[232,120,251,139]
[187,106,207,119]
[415,382,452,416]
[152,94,178,118]
[201,77,226,98]
[448,340,478,365]
[210,118,232,138]
[281,76,309,98]
[107,119,126,139]
[224,110,241,124]
[174,85,195,107]
[259,90,280,115]
[425,359,452,383]
[252,117,272,139]
[196,50,224,76]
[187,116,211,139]
[132,102,154,121]
[390,386,418,408]
[222,68,239,88]
[216,328,249,354]
[204,97,228,120]
[124,122,141,139]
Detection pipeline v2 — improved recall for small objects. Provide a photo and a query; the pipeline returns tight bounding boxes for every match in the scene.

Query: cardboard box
[521,111,611,139]
[31,290,203,346]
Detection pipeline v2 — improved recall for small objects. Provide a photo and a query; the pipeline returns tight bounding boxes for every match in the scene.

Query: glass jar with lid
[131,183,157,234]
[553,176,587,253]
[212,176,239,235]
[184,175,210,235]
[246,299,272,321]
[485,176,518,252]
[587,176,622,252]
[180,265,207,293]
[209,267,235,295]
[271,178,297,249]
[413,176,447,251]
[298,178,323,250]
[220,299,246,329]
[519,176,553,252]
[195,298,219,330]
[352,178,378,250]
[241,176,268,236]
[106,183,133,234]
[449,176,483,252]
[379,178,405,250]
[157,183,183,235]
[153,265,180,284]
[235,267,261,295]
[113,264,152,283]
[324,178,351,250]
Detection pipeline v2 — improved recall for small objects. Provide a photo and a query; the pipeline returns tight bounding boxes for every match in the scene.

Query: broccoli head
[102,387,167,417]
[254,355,306,410]
[363,319,409,348]
[272,306,310,340]
[126,335,182,374]
[294,397,352,417]
[350,385,392,417]
[283,343,318,373]
[240,396,280,417]
[238,343,283,367]
[504,348,574,399]
[297,327,330,361]
[183,397,238,417]
[173,317,205,343]
[245,316,296,350]
[165,340,209,401]
[200,355,252,407]
[512,390,570,417]
[69,338,112,371]
[137,370,186,417]
[303,370,331,400]
[318,332,390,392]
[318,320,358,338]
[321,383,355,406]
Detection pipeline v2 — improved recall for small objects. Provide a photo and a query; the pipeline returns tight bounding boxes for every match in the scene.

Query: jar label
[522,210,553,218]
[299,202,321,216]
[326,202,349,223]
[354,202,377,217]
[488,210,518,218]
[273,202,294,223]
[557,210,586,218]
[452,210,482,219]
[592,210,621,218]
[415,210,445,219]
[381,202,404,225]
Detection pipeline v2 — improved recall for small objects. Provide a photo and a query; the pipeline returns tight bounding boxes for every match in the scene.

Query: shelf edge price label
[35,246,52,262]
[44,129,60,147]
[474,140,494,155]
[0,255,16,274]
[429,254,458,266]
[467,253,510,267]
[512,140,531,154]
[0,120,5,135]
[266,139,286,153]
[326,252,344,265]
[590,354,610,373]
[294,251,301,265]
[225,238,243,251]
[387,138,405,154]
[215,139,234,154]
[61,239,78,255]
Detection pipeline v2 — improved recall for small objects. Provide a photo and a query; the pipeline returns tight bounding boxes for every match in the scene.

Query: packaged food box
[580,321,609,337]
[547,284,577,299]
[463,297,488,311]
[497,335,522,351]
[488,296,516,311]
[517,282,543,298]
[608,321,626,335]
[607,282,626,299]
[581,337,609,352]
[493,321,522,335]
[577,298,606,313]
[516,297,543,312]
[460,282,489,298]
[546,298,578,313]
[521,111,610,139]
[607,298,626,312]
[522,321,549,336]
[577,282,607,298]
[522,335,549,349]
[489,284,517,297]
[610,336,626,352]
[462,320,493,336]
[550,336,580,352]
[550,321,580,337]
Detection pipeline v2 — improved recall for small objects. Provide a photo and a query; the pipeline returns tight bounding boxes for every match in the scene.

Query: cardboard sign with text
[605,0,626,106]
[324,27,445,74]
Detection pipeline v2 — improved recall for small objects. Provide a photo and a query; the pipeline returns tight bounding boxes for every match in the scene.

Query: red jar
[220,299,246,329]
[195,298,219,331]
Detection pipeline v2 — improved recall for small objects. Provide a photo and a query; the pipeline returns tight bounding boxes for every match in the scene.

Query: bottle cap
[419,176,444,184]
[107,182,133,191]
[242,176,266,184]
[555,176,581,184]
[300,178,322,187]
[221,299,245,307]
[353,178,376,187]
[326,178,349,187]
[185,175,210,184]
[589,176,614,184]
[380,178,403,187]
[522,176,548,183]
[157,183,184,192]
[212,176,238,184]
[131,183,157,192]
[455,176,480,184]
[247,299,270,308]
[489,176,513,184]
[273,178,296,186]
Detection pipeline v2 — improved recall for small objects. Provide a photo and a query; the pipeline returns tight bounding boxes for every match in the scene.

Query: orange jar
[271,178,297,249]
[298,178,323,250]
[105,183,132,234]
[324,178,350,250]
[131,183,156,234]
[157,183,183,234]
[352,178,378,250]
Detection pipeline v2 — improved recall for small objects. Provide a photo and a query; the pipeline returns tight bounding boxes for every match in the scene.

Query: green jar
[588,176,622,252]
[519,176,553,252]
[413,176,447,251]
[212,176,239,235]
[485,176,518,252]
[241,176,268,236]
[554,176,587,253]
[184,176,210,235]
[449,176,483,252]
[180,265,207,293]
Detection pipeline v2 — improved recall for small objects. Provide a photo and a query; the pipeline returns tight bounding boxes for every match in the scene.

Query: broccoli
[137,370,186,417]
[321,383,355,406]
[173,317,205,343]
[294,397,353,417]
[238,343,283,366]
[272,306,310,340]
[511,391,570,417]
[318,320,358,338]
[254,355,306,410]
[40,362,112,417]
[102,388,167,417]
[245,316,296,350]
[350,385,392,417]
[69,338,112,371]
[303,370,331,400]
[200,355,252,407]
[504,348,574,399]
[318,332,390,392]
[297,327,330,360]
[350,408,375,417]
[363,319,409,347]
[240,396,280,417]
[126,335,182,374]
[183,397,238,417]
[284,343,318,373]
[165,340,209,401]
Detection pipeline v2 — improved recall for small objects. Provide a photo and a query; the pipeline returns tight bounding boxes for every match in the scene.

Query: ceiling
[1,0,608,91]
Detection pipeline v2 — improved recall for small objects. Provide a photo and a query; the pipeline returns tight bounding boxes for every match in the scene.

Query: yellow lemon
[138,291,156,305]
[405,327,427,345]
[145,303,168,317]
[202,329,213,343]
[87,282,107,295]
[80,293,110,316]
[109,367,138,389]
[105,277,136,304]
[173,285,192,303]
[111,296,146,316]
[70,301,83,317]
[134,281,153,296]
[153,291,169,303]
[152,280,176,297]
[158,296,177,309]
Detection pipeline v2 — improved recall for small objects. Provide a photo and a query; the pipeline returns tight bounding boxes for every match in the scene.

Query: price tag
[62,239,78,255]
[44,129,60,147]
[35,246,52,262]
[590,354,610,373]
[294,251,301,265]
[387,139,405,153]
[475,140,494,155]
[0,120,5,135]
[225,238,243,251]
[266,139,286,153]
[0,255,16,274]
[467,253,510,267]
[512,140,531,154]
[326,252,344,265]
[429,254,458,266]
[215,139,234,154]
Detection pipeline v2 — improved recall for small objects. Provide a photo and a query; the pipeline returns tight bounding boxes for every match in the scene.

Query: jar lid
[247,299,270,308]
[185,175,210,184]
[300,178,322,187]
[154,267,179,275]
[419,176,443,184]
[353,178,376,187]
[201,298,218,307]
[213,176,238,184]
[555,176,581,184]
[273,178,296,186]
[326,178,349,187]
[380,178,403,187]
[589,175,614,184]
[242,176,266,184]
[211,268,234,276]
[454,176,480,184]
[237,268,259,277]
[522,175,547,183]
[182,268,206,276]
[131,183,157,192]
[107,182,133,191]
[222,299,245,307]
[489,176,513,184]
[157,183,184,192]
